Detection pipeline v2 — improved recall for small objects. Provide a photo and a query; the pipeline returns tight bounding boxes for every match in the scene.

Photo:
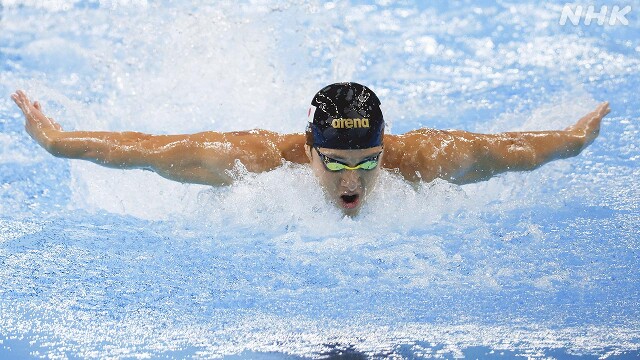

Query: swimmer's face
[306,145,383,216]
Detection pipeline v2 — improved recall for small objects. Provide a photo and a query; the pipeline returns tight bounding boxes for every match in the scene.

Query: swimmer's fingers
[12,90,63,146]
[11,90,33,115]
[31,101,56,128]
[566,102,609,133]
[598,101,610,118]
[11,90,44,122]
[11,91,38,133]
[585,102,609,133]
[32,101,62,130]
[12,90,55,126]
[568,101,611,147]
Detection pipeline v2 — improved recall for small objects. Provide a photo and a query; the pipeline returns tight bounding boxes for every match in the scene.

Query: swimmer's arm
[50,130,286,185]
[448,102,611,184]
[11,90,287,186]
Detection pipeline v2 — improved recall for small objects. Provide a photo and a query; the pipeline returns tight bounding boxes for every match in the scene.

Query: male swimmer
[11,83,610,216]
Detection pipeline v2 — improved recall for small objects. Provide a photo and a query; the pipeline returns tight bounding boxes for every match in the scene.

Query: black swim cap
[306,82,384,149]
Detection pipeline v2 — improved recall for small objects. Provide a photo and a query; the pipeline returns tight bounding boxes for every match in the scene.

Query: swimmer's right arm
[11,90,292,186]
[384,102,610,184]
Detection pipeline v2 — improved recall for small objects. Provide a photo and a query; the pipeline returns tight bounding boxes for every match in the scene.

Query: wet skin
[11,90,610,216]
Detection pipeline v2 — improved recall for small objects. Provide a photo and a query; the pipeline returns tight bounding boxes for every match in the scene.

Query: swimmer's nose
[340,170,360,192]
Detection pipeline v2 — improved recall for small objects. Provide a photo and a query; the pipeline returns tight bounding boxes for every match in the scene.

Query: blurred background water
[0,0,639,358]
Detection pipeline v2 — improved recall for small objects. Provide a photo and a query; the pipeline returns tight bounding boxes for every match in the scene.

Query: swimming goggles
[314,147,382,171]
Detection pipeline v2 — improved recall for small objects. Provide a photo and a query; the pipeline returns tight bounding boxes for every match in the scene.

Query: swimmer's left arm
[450,102,610,184]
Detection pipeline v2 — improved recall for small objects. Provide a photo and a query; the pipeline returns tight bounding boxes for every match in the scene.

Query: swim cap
[306,82,384,149]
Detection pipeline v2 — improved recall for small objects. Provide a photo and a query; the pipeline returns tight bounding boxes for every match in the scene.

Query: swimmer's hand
[11,90,64,152]
[565,101,610,150]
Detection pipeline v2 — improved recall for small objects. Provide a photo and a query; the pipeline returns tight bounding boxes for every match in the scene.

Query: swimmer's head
[306,82,384,149]
[305,83,385,216]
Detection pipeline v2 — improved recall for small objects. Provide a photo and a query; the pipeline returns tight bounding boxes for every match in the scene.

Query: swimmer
[11,83,610,216]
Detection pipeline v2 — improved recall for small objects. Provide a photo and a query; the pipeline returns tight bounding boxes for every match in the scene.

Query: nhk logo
[331,118,370,129]
[559,4,632,26]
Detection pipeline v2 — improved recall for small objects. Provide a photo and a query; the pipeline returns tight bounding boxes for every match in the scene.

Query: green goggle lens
[315,147,381,172]
[324,160,378,171]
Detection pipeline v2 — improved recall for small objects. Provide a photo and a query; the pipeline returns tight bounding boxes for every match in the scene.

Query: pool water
[1,1,639,358]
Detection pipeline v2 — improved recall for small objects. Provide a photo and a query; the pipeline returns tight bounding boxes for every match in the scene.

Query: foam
[0,219,43,243]
[0,133,44,164]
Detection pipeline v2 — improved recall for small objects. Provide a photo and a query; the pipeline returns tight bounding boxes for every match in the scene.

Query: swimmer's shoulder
[383,127,452,148]
[195,129,299,144]
[382,128,461,179]
[195,129,306,164]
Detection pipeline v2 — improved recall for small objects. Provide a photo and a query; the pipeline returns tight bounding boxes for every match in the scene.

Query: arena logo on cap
[331,118,370,129]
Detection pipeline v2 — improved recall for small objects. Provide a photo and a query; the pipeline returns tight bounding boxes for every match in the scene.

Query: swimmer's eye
[314,147,381,171]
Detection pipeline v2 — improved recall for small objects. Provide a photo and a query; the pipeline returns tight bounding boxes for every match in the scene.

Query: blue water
[1,1,639,358]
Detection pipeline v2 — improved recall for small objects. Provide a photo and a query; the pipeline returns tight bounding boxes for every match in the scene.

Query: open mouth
[340,194,360,209]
